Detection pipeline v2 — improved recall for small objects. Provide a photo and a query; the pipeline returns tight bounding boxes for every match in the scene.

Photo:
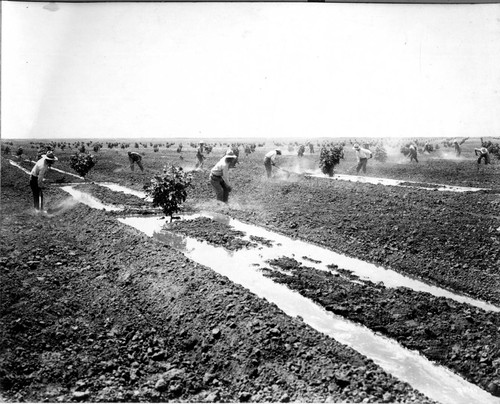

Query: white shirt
[355,148,372,161]
[211,157,231,184]
[30,158,50,187]
[265,150,279,163]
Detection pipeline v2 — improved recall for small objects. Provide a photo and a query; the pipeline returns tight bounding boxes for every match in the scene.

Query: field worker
[128,151,144,172]
[475,147,490,167]
[210,149,238,203]
[195,141,205,169]
[409,144,419,163]
[353,143,372,175]
[264,149,282,178]
[30,151,58,211]
[454,140,462,157]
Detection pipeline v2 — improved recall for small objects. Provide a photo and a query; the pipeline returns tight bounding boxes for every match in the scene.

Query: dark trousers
[356,158,368,174]
[195,156,204,169]
[30,175,43,210]
[477,154,489,165]
[130,159,144,171]
[264,158,272,178]
[210,175,229,202]
[410,151,419,163]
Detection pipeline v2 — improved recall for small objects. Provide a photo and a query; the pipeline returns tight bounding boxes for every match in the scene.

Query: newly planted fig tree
[374,143,388,163]
[319,145,344,176]
[144,165,193,222]
[69,152,97,178]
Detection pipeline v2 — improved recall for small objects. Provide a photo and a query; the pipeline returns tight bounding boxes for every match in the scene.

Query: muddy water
[118,215,499,404]
[176,213,500,312]
[96,182,152,202]
[60,186,124,211]
[306,173,487,192]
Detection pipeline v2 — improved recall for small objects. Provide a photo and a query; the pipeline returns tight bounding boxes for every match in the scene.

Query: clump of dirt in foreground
[0,160,434,402]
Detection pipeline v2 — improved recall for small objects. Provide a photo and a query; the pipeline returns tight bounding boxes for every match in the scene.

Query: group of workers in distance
[25,139,495,211]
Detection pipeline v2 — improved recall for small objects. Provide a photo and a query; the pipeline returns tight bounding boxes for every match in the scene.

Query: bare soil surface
[2,139,500,402]
[262,257,500,395]
[1,157,433,403]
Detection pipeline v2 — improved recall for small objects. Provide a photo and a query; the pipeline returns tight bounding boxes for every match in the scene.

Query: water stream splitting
[6,160,499,403]
[118,214,500,404]
[7,160,498,312]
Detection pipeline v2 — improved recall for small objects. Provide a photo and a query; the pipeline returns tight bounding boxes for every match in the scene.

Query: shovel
[275,166,291,178]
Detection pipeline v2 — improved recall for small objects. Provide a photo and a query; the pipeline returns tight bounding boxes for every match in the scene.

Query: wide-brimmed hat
[225,150,237,158]
[276,149,282,155]
[199,140,205,144]
[43,151,58,161]
[353,143,360,150]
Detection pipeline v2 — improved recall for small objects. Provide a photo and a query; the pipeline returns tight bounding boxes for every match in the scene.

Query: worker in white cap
[263,149,282,178]
[209,149,238,202]
[353,143,372,175]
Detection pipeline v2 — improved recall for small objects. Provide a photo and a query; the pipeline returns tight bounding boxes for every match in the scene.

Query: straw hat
[43,151,58,161]
[225,150,237,158]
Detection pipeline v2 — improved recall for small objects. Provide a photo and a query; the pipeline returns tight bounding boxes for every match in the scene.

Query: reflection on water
[60,186,123,211]
[306,173,487,193]
[118,215,500,404]
[193,213,499,313]
[96,182,152,202]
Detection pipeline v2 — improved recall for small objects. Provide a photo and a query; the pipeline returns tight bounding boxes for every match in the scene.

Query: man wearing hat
[128,151,144,172]
[29,151,58,211]
[475,146,490,169]
[353,143,372,175]
[264,149,282,178]
[408,143,419,163]
[209,149,237,203]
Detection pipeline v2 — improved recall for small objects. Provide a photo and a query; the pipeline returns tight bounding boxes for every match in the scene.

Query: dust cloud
[44,197,79,217]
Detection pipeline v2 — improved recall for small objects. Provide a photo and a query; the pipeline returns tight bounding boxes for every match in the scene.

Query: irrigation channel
[8,161,500,404]
[116,214,497,404]
[305,173,488,192]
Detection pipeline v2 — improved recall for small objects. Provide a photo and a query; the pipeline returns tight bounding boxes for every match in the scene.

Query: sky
[2,1,500,140]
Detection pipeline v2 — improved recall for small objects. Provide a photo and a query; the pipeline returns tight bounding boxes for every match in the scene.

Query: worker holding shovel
[29,151,58,212]
[264,149,282,178]
[353,144,372,175]
[210,149,238,203]
[128,151,144,172]
[475,146,490,171]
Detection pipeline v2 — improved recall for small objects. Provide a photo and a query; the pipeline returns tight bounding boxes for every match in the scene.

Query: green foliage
[319,145,344,176]
[69,152,96,178]
[144,165,193,221]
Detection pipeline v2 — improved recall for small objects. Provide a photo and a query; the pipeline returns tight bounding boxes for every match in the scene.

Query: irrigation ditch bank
[1,158,434,403]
